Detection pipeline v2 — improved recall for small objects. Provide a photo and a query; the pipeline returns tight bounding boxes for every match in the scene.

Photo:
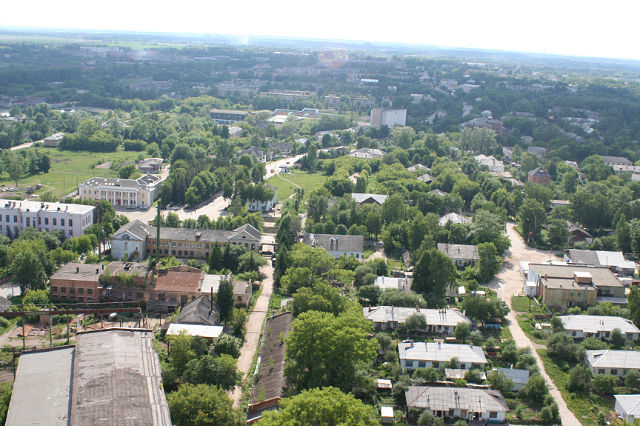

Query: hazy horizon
[1,0,640,61]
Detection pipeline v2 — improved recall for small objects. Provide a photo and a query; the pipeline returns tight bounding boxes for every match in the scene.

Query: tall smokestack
[156,202,160,267]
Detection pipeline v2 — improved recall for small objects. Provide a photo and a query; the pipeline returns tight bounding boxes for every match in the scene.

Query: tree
[519,198,546,244]
[379,289,428,308]
[628,287,640,327]
[166,384,239,426]
[487,370,514,393]
[616,218,632,252]
[10,251,47,292]
[547,219,570,249]
[259,387,377,426]
[414,367,439,382]
[611,328,625,348]
[292,283,347,316]
[167,334,197,377]
[217,278,234,322]
[208,243,223,272]
[209,334,242,358]
[519,375,548,404]
[477,242,500,282]
[454,322,471,342]
[285,309,378,392]
[547,332,583,363]
[417,410,444,426]
[357,285,381,305]
[365,211,382,238]
[624,369,640,390]
[412,247,456,305]
[404,313,427,332]
[567,366,591,394]
[464,369,485,384]
[182,354,240,390]
[592,374,618,395]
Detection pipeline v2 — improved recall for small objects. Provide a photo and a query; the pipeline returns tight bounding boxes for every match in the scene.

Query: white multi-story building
[247,185,278,212]
[370,108,407,129]
[78,174,163,209]
[0,199,94,237]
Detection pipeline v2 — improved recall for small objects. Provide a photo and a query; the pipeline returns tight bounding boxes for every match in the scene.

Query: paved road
[488,223,580,426]
[230,263,274,408]
[265,155,304,179]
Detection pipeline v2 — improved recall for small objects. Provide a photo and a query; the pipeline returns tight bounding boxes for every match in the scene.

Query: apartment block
[0,199,94,238]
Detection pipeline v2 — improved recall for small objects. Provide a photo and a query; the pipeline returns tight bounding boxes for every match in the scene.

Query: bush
[567,366,591,394]
[625,369,640,390]
[591,374,618,395]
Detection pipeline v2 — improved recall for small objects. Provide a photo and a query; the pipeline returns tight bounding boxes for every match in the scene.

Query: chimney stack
[76,266,79,273]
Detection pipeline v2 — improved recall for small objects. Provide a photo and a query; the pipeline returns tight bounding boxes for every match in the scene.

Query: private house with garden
[398,340,487,370]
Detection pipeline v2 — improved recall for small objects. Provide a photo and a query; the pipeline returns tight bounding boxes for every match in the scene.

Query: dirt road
[230,263,274,408]
[488,223,580,426]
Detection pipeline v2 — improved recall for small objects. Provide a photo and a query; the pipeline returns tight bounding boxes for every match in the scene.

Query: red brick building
[49,263,101,303]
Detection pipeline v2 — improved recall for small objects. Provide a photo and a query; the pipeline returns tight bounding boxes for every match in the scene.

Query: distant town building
[137,157,163,173]
[527,264,626,308]
[527,167,551,185]
[111,220,262,260]
[437,243,479,268]
[49,262,103,303]
[302,233,364,259]
[564,249,637,276]
[398,341,487,370]
[78,174,164,209]
[439,213,471,227]
[363,306,471,335]
[351,193,388,205]
[0,199,94,238]
[370,108,407,129]
[560,315,639,341]
[586,350,640,377]
[405,386,508,424]
[601,155,633,167]
[615,394,640,422]
[474,154,505,173]
[373,276,413,292]
[43,132,64,147]
[6,329,171,426]
[348,148,385,159]
[247,185,278,212]
[210,109,248,124]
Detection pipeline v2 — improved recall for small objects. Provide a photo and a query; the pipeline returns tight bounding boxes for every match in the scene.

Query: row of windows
[51,286,93,295]
[1,215,73,227]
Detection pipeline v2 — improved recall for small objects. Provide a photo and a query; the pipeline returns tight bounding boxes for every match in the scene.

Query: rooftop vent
[574,271,593,284]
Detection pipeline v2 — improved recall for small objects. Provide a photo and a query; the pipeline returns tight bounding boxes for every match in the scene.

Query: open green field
[0,147,139,198]
[266,170,327,202]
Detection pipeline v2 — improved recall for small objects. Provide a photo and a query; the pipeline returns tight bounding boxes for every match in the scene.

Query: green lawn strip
[2,148,139,198]
[285,171,327,197]
[536,349,614,426]
[516,314,547,346]
[265,175,295,201]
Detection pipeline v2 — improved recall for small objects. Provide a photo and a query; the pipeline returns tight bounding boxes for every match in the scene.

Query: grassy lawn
[512,296,548,314]
[537,349,615,426]
[2,148,139,198]
[266,175,297,202]
[516,314,548,345]
[285,170,327,197]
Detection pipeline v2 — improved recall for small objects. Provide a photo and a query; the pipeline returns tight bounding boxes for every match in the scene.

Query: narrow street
[230,263,274,408]
[488,223,580,426]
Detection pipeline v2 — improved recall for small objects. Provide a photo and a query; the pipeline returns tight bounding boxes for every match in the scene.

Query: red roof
[155,266,202,293]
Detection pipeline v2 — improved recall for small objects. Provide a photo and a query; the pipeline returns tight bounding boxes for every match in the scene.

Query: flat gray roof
[71,329,171,426]
[6,347,74,426]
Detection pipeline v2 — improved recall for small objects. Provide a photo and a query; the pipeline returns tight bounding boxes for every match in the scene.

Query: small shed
[380,406,394,424]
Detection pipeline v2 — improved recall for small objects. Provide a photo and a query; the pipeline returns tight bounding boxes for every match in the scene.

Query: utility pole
[156,202,160,266]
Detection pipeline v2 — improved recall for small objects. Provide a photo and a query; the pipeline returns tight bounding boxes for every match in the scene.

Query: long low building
[111,219,261,260]
[363,306,471,335]
[615,394,640,422]
[0,198,94,237]
[405,386,508,423]
[586,350,640,377]
[559,315,640,341]
[527,264,626,308]
[302,233,364,259]
[398,341,487,370]
[79,174,164,209]
[6,329,171,426]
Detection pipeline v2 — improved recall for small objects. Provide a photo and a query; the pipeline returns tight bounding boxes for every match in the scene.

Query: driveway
[488,223,579,426]
[230,263,274,408]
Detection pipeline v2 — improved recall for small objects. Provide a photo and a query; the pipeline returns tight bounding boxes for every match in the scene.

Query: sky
[1,0,640,60]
